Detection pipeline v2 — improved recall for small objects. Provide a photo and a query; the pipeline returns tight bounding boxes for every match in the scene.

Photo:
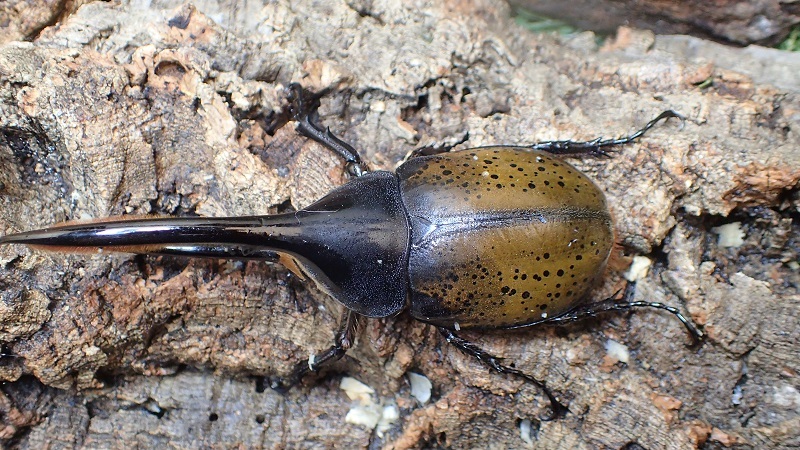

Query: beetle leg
[542,282,704,345]
[437,327,569,421]
[406,133,470,160]
[272,309,360,391]
[408,143,456,158]
[528,110,685,156]
[286,83,368,177]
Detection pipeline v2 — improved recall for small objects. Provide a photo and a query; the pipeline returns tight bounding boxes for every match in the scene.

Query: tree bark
[0,0,798,449]
[510,0,800,46]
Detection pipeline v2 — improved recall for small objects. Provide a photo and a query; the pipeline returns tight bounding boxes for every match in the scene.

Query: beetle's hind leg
[438,327,569,420]
[272,309,360,392]
[286,83,367,176]
[543,282,704,345]
[529,110,684,156]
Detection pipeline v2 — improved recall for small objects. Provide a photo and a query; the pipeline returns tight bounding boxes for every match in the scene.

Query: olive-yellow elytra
[400,148,613,329]
[0,84,702,419]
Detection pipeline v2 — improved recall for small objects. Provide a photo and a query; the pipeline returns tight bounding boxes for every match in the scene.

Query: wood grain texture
[0,0,798,448]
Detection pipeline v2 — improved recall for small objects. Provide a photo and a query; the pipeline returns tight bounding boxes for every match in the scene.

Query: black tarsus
[272,309,360,392]
[529,110,685,156]
[286,83,368,177]
[541,282,704,346]
[436,282,701,420]
[438,327,569,421]
[401,109,682,160]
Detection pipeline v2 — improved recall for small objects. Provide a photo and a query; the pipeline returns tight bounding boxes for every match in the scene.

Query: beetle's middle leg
[528,110,684,156]
[438,327,569,420]
[541,282,704,345]
[272,309,360,391]
[286,83,368,176]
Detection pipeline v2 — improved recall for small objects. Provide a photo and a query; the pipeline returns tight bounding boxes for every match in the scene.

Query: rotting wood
[0,1,798,448]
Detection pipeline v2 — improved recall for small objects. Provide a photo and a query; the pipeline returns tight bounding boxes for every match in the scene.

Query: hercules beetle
[0,84,702,419]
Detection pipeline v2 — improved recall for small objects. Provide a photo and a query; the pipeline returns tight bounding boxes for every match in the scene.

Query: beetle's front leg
[529,110,684,156]
[286,83,368,176]
[437,327,569,420]
[272,309,360,392]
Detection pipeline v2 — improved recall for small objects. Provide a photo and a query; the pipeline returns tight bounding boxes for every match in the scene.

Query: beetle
[0,84,701,419]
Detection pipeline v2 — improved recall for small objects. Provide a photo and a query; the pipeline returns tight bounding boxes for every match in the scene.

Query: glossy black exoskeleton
[0,84,702,419]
